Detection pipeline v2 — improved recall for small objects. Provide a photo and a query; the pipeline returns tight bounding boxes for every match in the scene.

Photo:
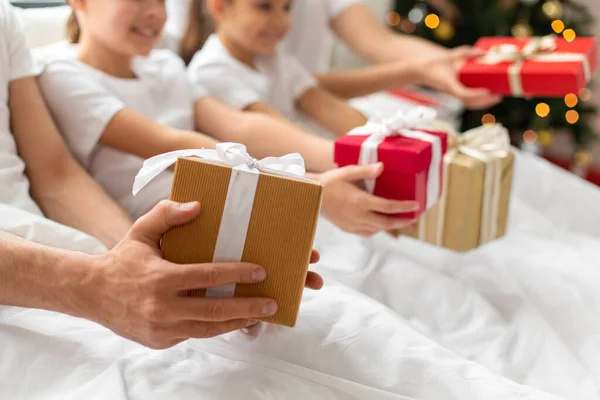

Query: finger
[365,213,416,232]
[366,195,420,215]
[310,250,320,264]
[305,271,324,290]
[449,45,484,60]
[127,200,201,246]
[241,321,266,337]
[447,80,502,109]
[171,296,278,321]
[175,319,255,340]
[169,262,267,291]
[336,163,384,183]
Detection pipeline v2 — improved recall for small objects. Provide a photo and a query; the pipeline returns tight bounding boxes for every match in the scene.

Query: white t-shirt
[0,0,43,215]
[38,49,204,220]
[187,34,316,121]
[283,0,360,74]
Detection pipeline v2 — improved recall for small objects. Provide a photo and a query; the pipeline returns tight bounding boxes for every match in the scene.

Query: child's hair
[180,0,214,65]
[66,11,81,44]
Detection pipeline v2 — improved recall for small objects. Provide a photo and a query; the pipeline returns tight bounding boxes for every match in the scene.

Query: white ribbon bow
[133,142,306,195]
[347,107,442,210]
[478,34,591,97]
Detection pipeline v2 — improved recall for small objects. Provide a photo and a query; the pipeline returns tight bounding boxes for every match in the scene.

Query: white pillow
[13,5,72,50]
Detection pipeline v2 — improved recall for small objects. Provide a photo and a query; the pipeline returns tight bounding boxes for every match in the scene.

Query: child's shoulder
[188,34,235,69]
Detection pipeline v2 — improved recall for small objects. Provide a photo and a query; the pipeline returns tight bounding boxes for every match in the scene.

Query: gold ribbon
[477,35,592,97]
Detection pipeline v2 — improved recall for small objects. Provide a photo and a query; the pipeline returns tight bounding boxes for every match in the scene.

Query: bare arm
[296,87,367,137]
[315,60,422,99]
[0,230,93,317]
[245,102,288,121]
[10,77,132,249]
[100,108,219,160]
[0,202,288,349]
[329,4,502,110]
[195,97,336,172]
[331,3,447,64]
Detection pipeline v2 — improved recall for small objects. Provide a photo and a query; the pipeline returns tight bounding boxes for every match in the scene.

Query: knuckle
[157,199,172,212]
[206,266,221,287]
[141,300,168,322]
[209,302,227,321]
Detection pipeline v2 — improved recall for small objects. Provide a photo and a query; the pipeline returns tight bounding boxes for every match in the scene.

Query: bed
[3,151,600,400]
[3,4,600,400]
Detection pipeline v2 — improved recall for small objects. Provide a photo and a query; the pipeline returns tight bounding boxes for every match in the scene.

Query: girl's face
[214,0,293,56]
[73,0,167,57]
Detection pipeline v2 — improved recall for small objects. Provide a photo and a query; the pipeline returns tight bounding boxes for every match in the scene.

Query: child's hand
[314,164,419,237]
[412,46,502,110]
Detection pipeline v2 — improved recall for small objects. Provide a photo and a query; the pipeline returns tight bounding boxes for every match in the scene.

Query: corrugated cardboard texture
[160,157,323,327]
[443,154,486,252]
[397,151,514,252]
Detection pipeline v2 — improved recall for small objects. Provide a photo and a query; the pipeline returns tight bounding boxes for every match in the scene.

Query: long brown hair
[180,0,214,65]
[66,11,81,43]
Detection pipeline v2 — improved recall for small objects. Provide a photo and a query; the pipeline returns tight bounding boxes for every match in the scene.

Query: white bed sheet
[2,151,600,400]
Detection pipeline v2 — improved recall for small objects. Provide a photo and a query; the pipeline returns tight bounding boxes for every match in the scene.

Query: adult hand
[315,163,419,236]
[82,200,280,350]
[415,46,502,110]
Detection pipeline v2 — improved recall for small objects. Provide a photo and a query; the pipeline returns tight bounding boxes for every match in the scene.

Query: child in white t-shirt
[186,0,368,138]
[39,0,418,236]
[171,0,499,106]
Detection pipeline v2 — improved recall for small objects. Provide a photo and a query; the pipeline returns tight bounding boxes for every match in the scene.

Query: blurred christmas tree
[391,0,597,163]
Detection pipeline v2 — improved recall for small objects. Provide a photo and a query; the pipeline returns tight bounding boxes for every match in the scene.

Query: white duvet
[2,151,600,400]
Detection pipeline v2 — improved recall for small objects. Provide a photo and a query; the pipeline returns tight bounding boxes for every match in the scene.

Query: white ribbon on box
[132,142,307,297]
[478,34,592,97]
[347,107,442,210]
[425,124,511,246]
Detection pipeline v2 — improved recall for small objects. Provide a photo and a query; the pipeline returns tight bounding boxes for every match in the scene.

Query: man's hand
[314,164,419,237]
[415,46,502,110]
[81,200,282,350]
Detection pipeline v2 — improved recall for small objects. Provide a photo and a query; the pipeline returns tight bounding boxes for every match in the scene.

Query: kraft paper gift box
[132,143,323,327]
[399,124,514,252]
[334,107,449,220]
[459,35,597,97]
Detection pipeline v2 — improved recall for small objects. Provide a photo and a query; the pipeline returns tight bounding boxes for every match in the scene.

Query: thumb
[337,163,384,182]
[127,200,201,246]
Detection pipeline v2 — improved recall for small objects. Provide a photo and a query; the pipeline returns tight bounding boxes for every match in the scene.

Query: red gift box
[459,36,597,97]
[334,129,448,220]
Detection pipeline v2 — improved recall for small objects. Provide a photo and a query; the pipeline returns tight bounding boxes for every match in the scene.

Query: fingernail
[252,268,266,282]
[179,201,198,211]
[262,301,278,316]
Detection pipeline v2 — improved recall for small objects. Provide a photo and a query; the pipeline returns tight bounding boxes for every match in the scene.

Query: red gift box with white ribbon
[459,35,597,97]
[334,107,449,220]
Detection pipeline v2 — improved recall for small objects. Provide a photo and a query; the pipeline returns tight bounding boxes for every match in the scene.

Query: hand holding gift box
[459,34,597,97]
[133,143,323,327]
[334,107,449,220]
[401,124,515,252]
